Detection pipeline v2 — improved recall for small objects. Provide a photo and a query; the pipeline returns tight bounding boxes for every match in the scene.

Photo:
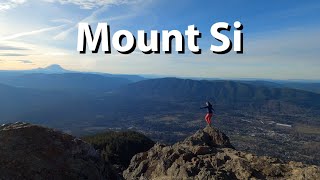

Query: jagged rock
[0,122,113,180]
[182,126,234,149]
[123,125,320,180]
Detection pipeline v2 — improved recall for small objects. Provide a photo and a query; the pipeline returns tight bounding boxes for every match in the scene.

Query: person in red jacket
[200,101,215,126]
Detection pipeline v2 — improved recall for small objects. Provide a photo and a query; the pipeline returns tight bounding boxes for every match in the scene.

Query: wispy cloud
[0,0,145,12]
[53,6,136,40]
[0,45,28,50]
[0,53,28,56]
[51,18,73,24]
[16,59,33,63]
[44,0,144,9]
[0,59,32,64]
[0,24,66,41]
[0,0,27,11]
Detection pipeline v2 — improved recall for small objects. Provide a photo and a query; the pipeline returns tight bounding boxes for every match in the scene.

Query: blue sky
[0,0,319,79]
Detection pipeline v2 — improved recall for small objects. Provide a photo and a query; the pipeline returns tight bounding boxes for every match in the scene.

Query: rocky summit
[0,122,112,180]
[123,126,320,180]
[0,122,319,180]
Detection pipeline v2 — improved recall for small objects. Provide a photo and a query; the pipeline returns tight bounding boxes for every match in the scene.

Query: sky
[0,0,319,80]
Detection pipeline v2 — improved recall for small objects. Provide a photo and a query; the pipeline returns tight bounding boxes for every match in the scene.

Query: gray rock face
[123,126,320,180]
[0,122,112,180]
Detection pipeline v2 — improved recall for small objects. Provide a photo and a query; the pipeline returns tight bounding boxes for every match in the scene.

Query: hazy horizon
[1,63,320,82]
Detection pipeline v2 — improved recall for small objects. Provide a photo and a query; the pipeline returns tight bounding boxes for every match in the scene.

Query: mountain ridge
[118,77,320,107]
[0,64,145,82]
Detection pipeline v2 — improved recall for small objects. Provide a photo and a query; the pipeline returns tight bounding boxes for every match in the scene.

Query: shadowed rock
[0,122,113,180]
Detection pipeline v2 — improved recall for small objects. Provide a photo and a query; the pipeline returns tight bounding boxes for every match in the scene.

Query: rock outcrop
[123,126,320,180]
[1,122,319,180]
[0,122,113,180]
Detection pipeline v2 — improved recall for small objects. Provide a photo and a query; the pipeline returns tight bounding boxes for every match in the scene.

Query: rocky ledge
[123,126,320,180]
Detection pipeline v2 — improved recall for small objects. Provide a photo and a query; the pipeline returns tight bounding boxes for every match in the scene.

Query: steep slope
[282,82,320,94]
[118,78,320,107]
[0,122,114,179]
[242,80,320,94]
[83,131,155,173]
[123,126,320,180]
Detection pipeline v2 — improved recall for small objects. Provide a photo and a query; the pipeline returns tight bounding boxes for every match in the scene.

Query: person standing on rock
[200,101,215,126]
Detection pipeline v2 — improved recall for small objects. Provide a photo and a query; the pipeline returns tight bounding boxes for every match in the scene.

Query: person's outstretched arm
[200,106,208,109]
